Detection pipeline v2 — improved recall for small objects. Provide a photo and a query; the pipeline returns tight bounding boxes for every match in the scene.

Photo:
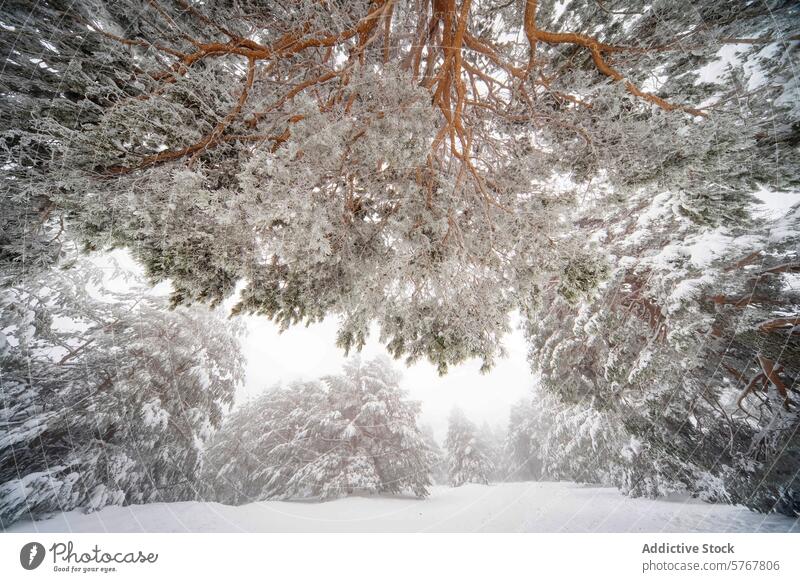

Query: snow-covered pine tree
[5,0,795,376]
[444,408,495,487]
[202,381,326,504]
[479,421,509,482]
[287,357,435,498]
[515,1,799,517]
[510,387,685,497]
[0,257,245,527]
[420,424,448,485]
[526,182,799,511]
[505,399,543,481]
[205,357,435,501]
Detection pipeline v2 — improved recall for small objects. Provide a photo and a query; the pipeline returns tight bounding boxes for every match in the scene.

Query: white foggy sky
[99,249,534,442]
[239,314,534,441]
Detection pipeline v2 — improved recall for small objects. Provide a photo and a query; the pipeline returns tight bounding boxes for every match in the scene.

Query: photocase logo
[20,542,46,570]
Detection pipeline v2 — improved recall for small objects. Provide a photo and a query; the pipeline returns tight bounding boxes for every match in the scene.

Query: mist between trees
[1,0,799,525]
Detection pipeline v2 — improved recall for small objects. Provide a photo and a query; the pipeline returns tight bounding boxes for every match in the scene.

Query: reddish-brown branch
[758,354,791,409]
[523,0,704,116]
[616,274,668,341]
[760,262,800,275]
[759,317,800,333]
[100,0,707,183]
[709,294,783,308]
[109,56,256,173]
[736,372,767,413]
[722,362,748,384]
[724,250,763,272]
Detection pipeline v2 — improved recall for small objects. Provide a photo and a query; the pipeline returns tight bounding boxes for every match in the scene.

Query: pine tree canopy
[4,0,796,374]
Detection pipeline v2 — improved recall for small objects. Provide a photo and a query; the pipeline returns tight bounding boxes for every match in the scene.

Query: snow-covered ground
[6,482,798,533]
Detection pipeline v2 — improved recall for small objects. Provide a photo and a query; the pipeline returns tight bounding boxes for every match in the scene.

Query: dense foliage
[204,357,435,502]
[0,258,244,527]
[6,0,796,372]
[1,0,798,518]
[444,407,495,486]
